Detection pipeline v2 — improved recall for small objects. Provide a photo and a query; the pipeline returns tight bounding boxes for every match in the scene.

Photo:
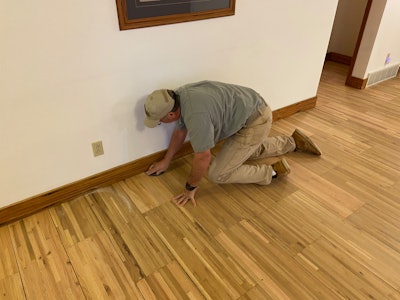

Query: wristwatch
[185,181,197,191]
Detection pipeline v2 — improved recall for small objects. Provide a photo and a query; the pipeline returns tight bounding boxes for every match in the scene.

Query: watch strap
[185,181,197,191]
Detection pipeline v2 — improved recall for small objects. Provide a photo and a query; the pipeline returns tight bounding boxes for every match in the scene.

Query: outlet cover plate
[92,141,104,157]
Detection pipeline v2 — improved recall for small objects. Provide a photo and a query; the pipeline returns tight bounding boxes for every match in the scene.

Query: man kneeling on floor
[143,81,321,207]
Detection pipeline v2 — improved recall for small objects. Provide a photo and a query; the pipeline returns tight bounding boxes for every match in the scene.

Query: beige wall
[328,0,368,57]
[363,0,400,75]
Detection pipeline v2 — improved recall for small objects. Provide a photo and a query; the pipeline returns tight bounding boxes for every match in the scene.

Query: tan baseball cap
[144,89,174,128]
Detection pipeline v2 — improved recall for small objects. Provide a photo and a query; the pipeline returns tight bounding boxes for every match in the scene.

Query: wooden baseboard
[326,52,352,65]
[346,75,367,89]
[272,97,316,121]
[0,143,193,225]
[325,52,368,90]
[0,96,317,225]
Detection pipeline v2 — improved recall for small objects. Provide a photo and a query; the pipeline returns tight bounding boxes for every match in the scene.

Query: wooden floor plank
[289,191,400,291]
[8,211,85,299]
[302,236,398,299]
[145,202,255,299]
[87,187,173,276]
[0,226,25,300]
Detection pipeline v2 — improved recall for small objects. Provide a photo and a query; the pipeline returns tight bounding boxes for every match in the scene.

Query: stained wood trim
[345,0,373,90]
[325,52,352,65]
[345,75,368,89]
[0,97,316,225]
[272,96,317,121]
[116,0,236,30]
[0,143,190,225]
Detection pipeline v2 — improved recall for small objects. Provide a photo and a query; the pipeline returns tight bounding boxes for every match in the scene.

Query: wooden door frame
[345,0,373,89]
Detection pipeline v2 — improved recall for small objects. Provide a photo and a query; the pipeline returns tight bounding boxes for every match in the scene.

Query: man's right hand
[145,159,169,176]
[145,128,187,176]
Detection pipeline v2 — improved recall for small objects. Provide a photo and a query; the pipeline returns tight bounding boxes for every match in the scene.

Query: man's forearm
[164,128,187,161]
[187,150,212,187]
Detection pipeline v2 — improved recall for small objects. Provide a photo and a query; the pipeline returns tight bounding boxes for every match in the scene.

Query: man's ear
[167,111,176,119]
[167,110,180,120]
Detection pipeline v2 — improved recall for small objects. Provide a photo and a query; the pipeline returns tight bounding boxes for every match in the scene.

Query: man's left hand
[174,188,197,207]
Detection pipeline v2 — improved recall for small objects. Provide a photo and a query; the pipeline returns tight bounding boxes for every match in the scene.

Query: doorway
[326,0,372,89]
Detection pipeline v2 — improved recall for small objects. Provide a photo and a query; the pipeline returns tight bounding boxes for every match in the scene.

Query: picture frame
[116,0,236,30]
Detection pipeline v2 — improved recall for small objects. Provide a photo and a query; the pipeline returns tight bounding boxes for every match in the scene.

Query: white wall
[328,0,368,56]
[365,0,400,73]
[0,0,338,208]
[352,0,400,78]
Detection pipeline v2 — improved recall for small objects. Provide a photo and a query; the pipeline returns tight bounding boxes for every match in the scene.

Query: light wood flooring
[1,62,400,299]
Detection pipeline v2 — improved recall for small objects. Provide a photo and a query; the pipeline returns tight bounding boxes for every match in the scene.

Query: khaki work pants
[208,103,296,185]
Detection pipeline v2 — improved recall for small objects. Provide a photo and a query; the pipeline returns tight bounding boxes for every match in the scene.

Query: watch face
[186,182,196,191]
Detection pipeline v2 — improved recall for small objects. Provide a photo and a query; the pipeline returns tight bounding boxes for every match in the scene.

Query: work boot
[292,129,322,156]
[272,159,291,178]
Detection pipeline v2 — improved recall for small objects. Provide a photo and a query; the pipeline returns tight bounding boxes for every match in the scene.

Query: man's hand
[145,159,169,176]
[174,188,197,207]
[145,128,187,176]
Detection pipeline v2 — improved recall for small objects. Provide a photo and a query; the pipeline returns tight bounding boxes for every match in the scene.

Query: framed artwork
[116,0,236,30]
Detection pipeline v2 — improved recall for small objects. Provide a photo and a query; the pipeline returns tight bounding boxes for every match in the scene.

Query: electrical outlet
[92,141,104,157]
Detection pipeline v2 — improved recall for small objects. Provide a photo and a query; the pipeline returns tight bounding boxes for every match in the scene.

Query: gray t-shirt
[175,81,264,152]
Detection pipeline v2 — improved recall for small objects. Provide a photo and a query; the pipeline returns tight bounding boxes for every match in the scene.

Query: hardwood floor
[1,62,399,299]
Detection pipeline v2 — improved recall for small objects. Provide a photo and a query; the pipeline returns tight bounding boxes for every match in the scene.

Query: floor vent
[366,63,400,87]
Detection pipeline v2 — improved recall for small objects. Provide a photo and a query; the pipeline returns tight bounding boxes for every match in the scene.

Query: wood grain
[0,62,399,299]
